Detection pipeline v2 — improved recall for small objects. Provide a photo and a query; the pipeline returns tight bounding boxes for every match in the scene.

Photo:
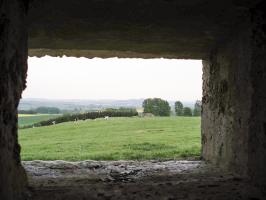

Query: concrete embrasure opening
[19,57,207,199]
[20,58,263,200]
[19,57,202,161]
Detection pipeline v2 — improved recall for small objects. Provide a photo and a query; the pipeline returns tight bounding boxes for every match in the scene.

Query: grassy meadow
[18,114,61,127]
[19,117,201,161]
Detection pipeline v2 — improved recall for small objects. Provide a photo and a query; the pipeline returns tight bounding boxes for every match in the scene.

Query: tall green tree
[174,101,183,116]
[183,107,192,116]
[193,100,202,116]
[142,98,171,116]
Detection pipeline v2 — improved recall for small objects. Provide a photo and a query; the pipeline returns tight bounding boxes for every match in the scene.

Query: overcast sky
[22,56,202,101]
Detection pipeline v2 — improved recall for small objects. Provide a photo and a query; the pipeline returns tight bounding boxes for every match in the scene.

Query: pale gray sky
[22,56,202,101]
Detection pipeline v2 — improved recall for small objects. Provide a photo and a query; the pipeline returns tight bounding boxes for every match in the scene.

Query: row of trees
[175,100,201,116]
[142,98,201,117]
[22,108,138,129]
[18,107,61,114]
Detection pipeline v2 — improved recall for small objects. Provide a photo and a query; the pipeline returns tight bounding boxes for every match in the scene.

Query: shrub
[21,109,138,129]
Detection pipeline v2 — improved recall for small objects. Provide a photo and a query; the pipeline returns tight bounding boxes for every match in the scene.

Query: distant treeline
[142,98,202,117]
[21,108,138,129]
[18,110,38,114]
[18,106,137,115]
[175,100,201,117]
[18,107,61,114]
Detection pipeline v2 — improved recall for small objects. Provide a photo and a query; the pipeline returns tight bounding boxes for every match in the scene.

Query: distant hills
[19,98,196,111]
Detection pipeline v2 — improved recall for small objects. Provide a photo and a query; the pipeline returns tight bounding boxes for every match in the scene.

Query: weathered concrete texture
[24,160,264,200]
[248,0,266,191]
[1,0,266,199]
[24,160,205,185]
[202,24,253,175]
[0,0,28,199]
[27,0,259,59]
[202,3,266,191]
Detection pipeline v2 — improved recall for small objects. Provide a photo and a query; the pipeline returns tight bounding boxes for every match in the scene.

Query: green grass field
[18,114,61,127]
[19,117,201,161]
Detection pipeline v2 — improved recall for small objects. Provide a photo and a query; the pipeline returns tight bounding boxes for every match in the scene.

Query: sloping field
[19,117,201,161]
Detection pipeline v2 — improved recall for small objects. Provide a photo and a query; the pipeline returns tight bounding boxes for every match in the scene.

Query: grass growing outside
[18,114,61,127]
[19,117,201,161]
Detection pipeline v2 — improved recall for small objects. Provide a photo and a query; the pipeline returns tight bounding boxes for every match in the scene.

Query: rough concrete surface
[0,0,28,199]
[201,26,252,176]
[202,1,266,191]
[27,0,259,59]
[1,0,266,199]
[23,160,264,200]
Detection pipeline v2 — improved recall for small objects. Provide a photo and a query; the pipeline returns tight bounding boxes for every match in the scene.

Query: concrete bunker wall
[202,3,266,188]
[0,0,28,199]
[1,0,266,199]
[202,26,252,175]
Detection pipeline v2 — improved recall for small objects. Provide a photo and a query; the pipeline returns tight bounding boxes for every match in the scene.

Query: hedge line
[21,110,138,129]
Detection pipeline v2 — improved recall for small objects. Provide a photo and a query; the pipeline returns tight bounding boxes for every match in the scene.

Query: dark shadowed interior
[0,0,266,199]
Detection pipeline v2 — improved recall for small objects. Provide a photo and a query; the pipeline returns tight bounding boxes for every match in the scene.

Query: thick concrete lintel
[28,49,195,59]
[27,0,258,59]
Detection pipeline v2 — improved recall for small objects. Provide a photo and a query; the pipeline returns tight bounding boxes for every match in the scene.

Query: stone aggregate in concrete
[24,160,264,200]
